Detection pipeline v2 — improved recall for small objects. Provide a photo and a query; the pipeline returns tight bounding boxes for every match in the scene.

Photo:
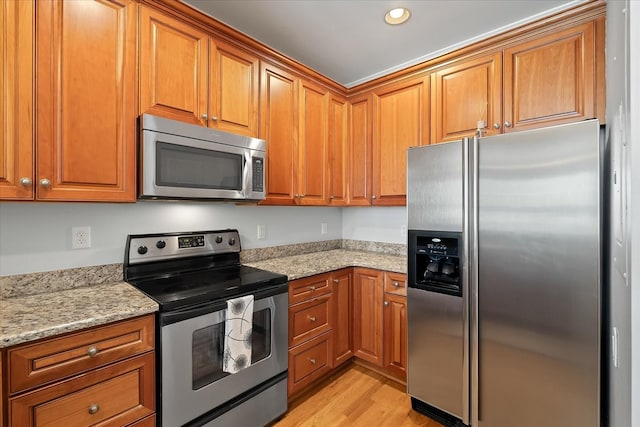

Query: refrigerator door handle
[470,135,480,427]
[461,138,471,426]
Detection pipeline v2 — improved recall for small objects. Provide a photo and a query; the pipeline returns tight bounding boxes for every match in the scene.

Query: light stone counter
[0,282,158,348]
[245,249,406,281]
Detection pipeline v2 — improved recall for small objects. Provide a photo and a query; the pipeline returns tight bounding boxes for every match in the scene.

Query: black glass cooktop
[128,265,288,311]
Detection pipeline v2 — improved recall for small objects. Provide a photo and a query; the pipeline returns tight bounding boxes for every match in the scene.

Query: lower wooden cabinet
[3,314,156,426]
[288,331,333,396]
[383,293,407,379]
[352,268,384,365]
[332,269,353,367]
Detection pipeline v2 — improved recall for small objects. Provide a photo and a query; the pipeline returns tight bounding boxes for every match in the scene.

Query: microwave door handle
[243,151,251,198]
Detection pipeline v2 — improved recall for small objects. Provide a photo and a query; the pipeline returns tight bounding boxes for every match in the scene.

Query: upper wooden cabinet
[372,77,429,205]
[139,7,259,136]
[431,19,604,143]
[347,94,372,206]
[431,52,503,143]
[297,79,329,205]
[503,19,602,133]
[0,0,34,200]
[259,62,298,205]
[327,94,349,206]
[34,0,137,202]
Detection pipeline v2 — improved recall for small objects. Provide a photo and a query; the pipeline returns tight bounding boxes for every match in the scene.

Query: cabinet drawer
[288,331,332,396]
[9,352,155,426]
[9,315,154,394]
[289,273,331,305]
[289,294,331,348]
[384,272,407,296]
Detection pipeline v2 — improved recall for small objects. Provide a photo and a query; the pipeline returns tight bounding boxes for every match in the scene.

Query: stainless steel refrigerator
[406,119,602,427]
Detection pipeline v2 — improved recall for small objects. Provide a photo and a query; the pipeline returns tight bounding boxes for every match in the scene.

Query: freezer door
[407,142,463,232]
[475,120,601,427]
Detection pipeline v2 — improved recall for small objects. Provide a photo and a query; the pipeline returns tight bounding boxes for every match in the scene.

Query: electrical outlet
[401,225,407,237]
[257,224,266,240]
[72,226,91,249]
[321,223,328,235]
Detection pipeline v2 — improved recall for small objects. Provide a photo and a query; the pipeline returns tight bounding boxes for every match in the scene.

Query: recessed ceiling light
[384,7,411,25]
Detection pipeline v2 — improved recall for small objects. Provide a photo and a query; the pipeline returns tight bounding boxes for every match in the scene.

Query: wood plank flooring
[273,364,443,427]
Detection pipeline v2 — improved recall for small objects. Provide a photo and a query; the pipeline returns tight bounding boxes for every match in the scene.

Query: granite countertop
[245,249,406,280]
[1,244,405,349]
[0,282,158,348]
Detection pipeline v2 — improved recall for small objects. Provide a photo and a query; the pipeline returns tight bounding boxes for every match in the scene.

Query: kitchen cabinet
[139,6,259,136]
[297,79,329,205]
[5,315,155,426]
[352,268,384,365]
[259,62,298,205]
[287,273,334,396]
[353,269,407,380]
[431,52,503,143]
[2,0,137,202]
[382,272,407,379]
[0,0,34,200]
[372,77,429,206]
[347,94,372,206]
[331,269,353,367]
[430,19,604,143]
[327,95,349,206]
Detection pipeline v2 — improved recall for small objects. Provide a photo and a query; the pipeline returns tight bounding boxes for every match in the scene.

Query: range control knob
[137,246,148,255]
[156,240,166,249]
[228,237,236,246]
[215,236,223,244]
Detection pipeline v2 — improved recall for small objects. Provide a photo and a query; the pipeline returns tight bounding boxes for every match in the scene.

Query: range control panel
[126,229,240,264]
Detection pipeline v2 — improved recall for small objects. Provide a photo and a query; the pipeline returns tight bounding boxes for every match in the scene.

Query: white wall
[0,202,342,276]
[342,207,407,243]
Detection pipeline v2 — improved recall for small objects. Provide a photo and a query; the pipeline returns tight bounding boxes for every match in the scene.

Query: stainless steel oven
[124,230,288,427]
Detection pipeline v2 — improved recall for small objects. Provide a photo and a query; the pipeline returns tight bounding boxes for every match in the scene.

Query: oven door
[159,291,288,427]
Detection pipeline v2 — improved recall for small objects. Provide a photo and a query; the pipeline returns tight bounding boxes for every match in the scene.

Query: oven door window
[156,141,242,190]
[192,308,271,390]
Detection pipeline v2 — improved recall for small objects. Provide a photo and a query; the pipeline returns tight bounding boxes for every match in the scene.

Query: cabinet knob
[384,301,389,307]
[493,123,501,129]
[87,346,99,357]
[201,113,208,120]
[19,177,32,187]
[372,195,377,200]
[309,358,316,365]
[309,285,316,291]
[300,194,305,198]
[393,281,400,287]
[504,121,512,128]
[39,178,51,188]
[88,404,100,415]
[211,115,218,121]
[329,195,334,199]
[333,279,339,284]
[308,315,317,322]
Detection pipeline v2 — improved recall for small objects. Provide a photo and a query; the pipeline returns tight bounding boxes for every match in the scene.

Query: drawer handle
[308,316,317,322]
[88,404,100,415]
[393,281,400,287]
[309,358,316,365]
[87,346,99,357]
[309,285,316,291]
[333,279,339,284]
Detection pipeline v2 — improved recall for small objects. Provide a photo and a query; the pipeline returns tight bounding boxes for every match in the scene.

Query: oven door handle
[160,283,288,326]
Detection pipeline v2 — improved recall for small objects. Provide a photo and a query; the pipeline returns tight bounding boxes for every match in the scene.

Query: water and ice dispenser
[408,231,462,297]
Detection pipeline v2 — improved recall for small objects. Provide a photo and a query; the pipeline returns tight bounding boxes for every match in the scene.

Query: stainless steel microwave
[139,114,266,201]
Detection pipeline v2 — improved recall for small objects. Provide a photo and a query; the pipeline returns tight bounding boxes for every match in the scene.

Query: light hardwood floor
[273,364,443,427]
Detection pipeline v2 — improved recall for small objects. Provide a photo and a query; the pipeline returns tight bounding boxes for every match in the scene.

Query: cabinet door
[383,293,407,379]
[431,52,502,143]
[36,0,136,201]
[297,79,329,205]
[209,40,259,136]
[139,6,208,126]
[332,269,353,367]
[259,63,297,205]
[352,268,383,366]
[327,95,348,206]
[503,21,598,132]
[347,94,371,206]
[372,77,429,205]
[0,0,34,200]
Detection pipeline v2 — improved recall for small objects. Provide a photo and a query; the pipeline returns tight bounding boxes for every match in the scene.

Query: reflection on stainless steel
[407,120,601,427]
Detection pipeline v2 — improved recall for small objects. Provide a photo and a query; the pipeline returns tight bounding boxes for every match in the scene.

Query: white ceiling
[183,0,585,88]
